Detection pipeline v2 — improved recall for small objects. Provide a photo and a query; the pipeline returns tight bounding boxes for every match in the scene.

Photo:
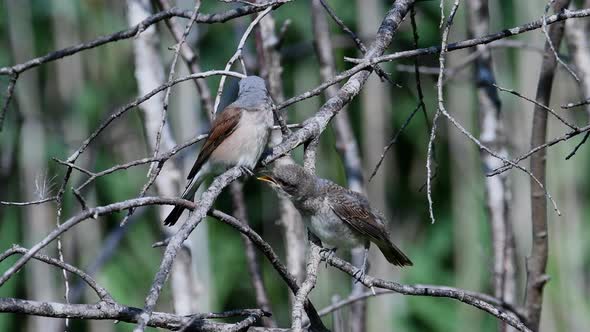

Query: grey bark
[465,2,517,332]
[6,1,62,332]
[525,0,571,330]
[126,0,202,315]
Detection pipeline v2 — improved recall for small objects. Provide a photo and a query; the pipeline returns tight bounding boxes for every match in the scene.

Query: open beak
[256,175,277,185]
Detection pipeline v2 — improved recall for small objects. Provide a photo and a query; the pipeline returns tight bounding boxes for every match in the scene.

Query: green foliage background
[1,1,589,331]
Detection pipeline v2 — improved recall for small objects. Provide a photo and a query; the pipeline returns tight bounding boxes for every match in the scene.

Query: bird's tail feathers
[163,169,207,226]
[376,240,413,267]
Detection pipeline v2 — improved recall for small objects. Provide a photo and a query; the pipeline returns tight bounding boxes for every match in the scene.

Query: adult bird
[164,76,274,226]
[258,163,412,278]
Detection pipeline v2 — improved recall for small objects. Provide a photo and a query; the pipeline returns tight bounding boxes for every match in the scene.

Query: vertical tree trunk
[126,0,203,314]
[50,2,113,332]
[465,2,517,331]
[6,1,61,332]
[356,0,394,330]
[525,1,571,330]
[446,48,484,330]
[509,1,541,301]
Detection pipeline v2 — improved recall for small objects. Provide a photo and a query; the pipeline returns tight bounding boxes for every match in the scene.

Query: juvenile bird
[258,163,412,277]
[164,76,274,226]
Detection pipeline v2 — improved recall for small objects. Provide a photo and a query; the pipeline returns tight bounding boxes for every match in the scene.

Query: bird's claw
[353,268,366,284]
[319,247,337,268]
[240,166,255,176]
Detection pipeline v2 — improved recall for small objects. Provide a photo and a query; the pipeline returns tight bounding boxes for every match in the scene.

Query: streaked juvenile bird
[258,163,412,277]
[164,76,274,226]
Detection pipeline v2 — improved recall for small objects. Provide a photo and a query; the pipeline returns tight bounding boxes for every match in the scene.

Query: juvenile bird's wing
[328,185,413,266]
[187,106,242,180]
[327,187,389,243]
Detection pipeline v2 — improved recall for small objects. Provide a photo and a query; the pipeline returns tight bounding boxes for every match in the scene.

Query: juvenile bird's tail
[163,169,207,226]
[376,240,413,267]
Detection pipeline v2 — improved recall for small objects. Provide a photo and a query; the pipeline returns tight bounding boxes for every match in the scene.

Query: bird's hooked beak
[256,175,277,185]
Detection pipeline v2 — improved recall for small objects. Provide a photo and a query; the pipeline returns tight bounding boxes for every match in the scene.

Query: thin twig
[1,196,58,206]
[0,74,18,132]
[488,124,590,176]
[66,70,244,165]
[0,4,286,77]
[561,97,590,109]
[565,131,590,160]
[152,0,202,174]
[213,5,275,114]
[209,210,328,331]
[0,246,114,303]
[73,134,207,191]
[369,102,423,181]
[493,83,577,130]
[541,0,579,82]
[0,196,196,287]
[317,0,394,83]
[321,252,532,332]
[427,0,460,224]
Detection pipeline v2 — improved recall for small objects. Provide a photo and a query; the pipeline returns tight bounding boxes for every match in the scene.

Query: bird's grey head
[258,163,316,200]
[235,76,270,109]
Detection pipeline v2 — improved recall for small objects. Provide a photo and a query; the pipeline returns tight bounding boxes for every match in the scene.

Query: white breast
[211,109,272,169]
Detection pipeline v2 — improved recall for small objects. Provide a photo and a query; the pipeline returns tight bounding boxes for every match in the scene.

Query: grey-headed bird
[164,76,274,226]
[258,163,412,277]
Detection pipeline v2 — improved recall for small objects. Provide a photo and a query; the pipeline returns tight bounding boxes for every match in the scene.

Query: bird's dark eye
[277,179,292,188]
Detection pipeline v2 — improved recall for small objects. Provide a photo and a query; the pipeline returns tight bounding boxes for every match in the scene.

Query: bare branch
[230,181,277,328]
[66,70,244,164]
[565,131,590,160]
[292,242,322,332]
[488,124,590,177]
[541,0,579,82]
[0,74,18,132]
[466,1,517,327]
[493,83,577,130]
[321,253,532,332]
[0,298,268,332]
[427,0,460,224]
[0,246,114,303]
[209,209,328,331]
[154,0,215,118]
[525,1,571,328]
[1,196,58,206]
[561,97,590,109]
[0,196,195,287]
[74,134,207,191]
[0,3,288,76]
[317,0,393,83]
[213,5,275,114]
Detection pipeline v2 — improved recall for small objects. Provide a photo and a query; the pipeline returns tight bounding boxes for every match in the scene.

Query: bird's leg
[319,247,338,268]
[353,244,370,284]
[239,166,254,176]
